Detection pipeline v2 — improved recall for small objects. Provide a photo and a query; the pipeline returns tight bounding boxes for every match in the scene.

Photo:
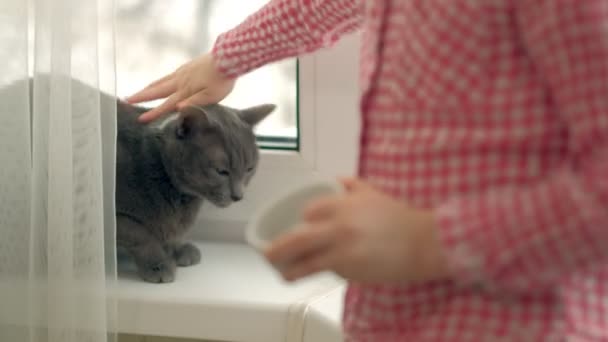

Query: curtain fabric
[0,0,117,341]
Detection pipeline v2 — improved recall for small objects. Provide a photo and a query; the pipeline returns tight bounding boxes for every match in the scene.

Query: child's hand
[264,178,450,283]
[126,53,235,123]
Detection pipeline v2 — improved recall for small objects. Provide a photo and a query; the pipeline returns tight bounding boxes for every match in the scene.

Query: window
[115,0,298,150]
[116,0,361,239]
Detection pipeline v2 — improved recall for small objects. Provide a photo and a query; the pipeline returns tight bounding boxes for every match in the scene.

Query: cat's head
[159,103,275,207]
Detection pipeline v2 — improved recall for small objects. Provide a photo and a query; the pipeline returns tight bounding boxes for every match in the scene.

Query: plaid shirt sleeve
[435,0,608,293]
[211,0,363,78]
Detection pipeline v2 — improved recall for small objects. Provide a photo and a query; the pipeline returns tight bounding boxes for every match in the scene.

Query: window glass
[115,0,299,149]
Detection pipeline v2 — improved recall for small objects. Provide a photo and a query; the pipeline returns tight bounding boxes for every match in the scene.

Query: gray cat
[116,101,274,283]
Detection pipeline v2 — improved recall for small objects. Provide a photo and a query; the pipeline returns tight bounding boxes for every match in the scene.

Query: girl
[128,1,608,340]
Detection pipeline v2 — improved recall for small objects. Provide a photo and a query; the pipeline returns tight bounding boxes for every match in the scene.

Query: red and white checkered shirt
[212,0,608,340]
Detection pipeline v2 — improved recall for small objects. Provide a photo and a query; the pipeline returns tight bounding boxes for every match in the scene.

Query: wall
[119,334,222,342]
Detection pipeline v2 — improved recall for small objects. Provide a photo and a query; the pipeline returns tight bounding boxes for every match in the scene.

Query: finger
[339,177,357,191]
[339,177,371,193]
[281,247,341,281]
[302,195,342,222]
[126,78,177,104]
[264,222,337,267]
[176,90,213,109]
[137,92,183,123]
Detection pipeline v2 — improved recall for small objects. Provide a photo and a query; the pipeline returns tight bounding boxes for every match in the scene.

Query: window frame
[191,34,361,242]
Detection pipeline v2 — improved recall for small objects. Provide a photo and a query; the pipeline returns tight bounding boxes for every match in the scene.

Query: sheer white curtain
[0,0,117,341]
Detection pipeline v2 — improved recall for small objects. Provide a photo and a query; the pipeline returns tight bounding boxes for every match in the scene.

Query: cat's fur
[116,101,274,283]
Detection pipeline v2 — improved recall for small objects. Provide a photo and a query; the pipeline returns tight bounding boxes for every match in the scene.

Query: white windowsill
[115,241,345,342]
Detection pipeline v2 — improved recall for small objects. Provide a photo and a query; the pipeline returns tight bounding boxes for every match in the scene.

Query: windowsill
[115,241,345,342]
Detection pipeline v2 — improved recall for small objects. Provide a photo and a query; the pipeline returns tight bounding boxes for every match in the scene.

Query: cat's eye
[216,168,230,176]
[247,167,254,172]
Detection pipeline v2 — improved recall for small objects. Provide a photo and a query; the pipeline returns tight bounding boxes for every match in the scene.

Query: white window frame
[192,34,362,242]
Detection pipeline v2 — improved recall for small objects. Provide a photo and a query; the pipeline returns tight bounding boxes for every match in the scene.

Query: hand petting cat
[127,53,235,123]
[264,178,451,284]
[126,53,450,286]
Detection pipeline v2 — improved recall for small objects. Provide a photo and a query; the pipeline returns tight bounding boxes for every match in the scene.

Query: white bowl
[246,180,343,251]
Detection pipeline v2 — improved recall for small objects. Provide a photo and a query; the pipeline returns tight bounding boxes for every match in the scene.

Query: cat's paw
[174,243,201,267]
[137,259,177,283]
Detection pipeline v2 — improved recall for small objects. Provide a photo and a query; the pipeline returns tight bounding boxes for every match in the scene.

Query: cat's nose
[231,195,242,202]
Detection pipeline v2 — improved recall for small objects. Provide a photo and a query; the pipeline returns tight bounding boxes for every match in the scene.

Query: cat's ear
[239,104,276,127]
[175,106,209,139]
